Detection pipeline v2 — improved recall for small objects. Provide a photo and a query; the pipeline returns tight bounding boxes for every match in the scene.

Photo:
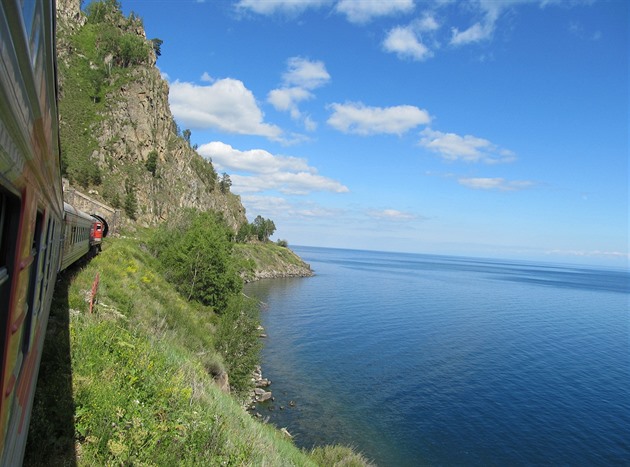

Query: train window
[0,191,21,362]
[23,211,44,353]
[37,216,53,309]
[20,0,42,68]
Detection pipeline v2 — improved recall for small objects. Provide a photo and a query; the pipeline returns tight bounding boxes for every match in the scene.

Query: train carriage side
[60,202,92,270]
[0,0,64,464]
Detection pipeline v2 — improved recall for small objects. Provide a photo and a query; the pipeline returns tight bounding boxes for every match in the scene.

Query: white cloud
[240,195,343,222]
[451,21,494,46]
[235,0,331,15]
[169,79,282,139]
[231,172,349,195]
[335,0,415,23]
[458,177,534,191]
[420,128,516,164]
[415,12,440,32]
[328,102,431,135]
[200,72,214,83]
[368,209,418,221]
[198,141,311,174]
[268,87,314,119]
[383,26,433,61]
[448,0,541,46]
[449,0,504,46]
[197,141,349,195]
[304,116,317,131]
[282,57,331,90]
[268,57,330,128]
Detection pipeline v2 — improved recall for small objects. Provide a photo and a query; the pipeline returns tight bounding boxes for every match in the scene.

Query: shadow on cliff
[24,269,78,467]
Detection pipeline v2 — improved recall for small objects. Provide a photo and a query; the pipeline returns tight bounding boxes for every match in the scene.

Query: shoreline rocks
[242,264,314,283]
[247,365,273,407]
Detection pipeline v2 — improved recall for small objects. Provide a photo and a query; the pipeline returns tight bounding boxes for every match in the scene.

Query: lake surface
[244,246,630,466]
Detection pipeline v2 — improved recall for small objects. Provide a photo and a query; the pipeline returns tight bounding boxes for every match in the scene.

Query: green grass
[26,236,372,466]
[234,243,312,281]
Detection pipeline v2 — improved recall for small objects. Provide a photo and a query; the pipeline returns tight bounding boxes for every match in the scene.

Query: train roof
[63,202,96,222]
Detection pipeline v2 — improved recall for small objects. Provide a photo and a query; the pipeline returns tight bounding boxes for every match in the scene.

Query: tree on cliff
[235,216,277,243]
[219,173,232,194]
[150,38,163,57]
[253,215,276,242]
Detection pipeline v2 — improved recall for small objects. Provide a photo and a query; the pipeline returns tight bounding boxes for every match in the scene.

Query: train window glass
[20,0,41,67]
[20,1,36,37]
[38,216,52,308]
[0,191,20,295]
[0,191,21,364]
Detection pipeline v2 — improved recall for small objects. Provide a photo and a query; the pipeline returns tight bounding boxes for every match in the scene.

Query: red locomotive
[0,0,107,463]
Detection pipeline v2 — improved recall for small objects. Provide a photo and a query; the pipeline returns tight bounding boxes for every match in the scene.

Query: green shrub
[215,295,261,398]
[145,150,158,176]
[150,209,242,310]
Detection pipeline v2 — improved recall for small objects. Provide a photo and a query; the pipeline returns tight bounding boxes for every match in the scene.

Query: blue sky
[121,0,628,267]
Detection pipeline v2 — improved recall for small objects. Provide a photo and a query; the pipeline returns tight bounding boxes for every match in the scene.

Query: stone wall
[63,179,120,233]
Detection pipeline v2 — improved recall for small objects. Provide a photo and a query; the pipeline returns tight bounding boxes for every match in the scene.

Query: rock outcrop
[55,0,247,231]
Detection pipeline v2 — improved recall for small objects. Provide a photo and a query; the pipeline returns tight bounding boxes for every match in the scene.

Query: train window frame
[22,210,44,353]
[38,216,53,309]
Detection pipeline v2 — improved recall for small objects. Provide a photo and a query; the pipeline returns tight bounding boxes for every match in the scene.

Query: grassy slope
[234,243,313,282]
[26,237,370,466]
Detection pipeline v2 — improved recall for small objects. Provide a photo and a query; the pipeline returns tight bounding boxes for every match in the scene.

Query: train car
[89,214,108,254]
[59,202,93,270]
[0,0,64,464]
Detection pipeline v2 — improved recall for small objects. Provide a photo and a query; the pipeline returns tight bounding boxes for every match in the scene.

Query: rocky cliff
[55,0,246,230]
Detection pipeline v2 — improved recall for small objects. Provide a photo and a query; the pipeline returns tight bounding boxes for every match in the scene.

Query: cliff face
[55,0,246,230]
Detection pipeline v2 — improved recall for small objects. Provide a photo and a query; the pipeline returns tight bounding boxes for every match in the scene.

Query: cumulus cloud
[458,177,534,191]
[236,0,415,22]
[268,57,330,128]
[240,195,343,221]
[328,102,431,135]
[169,79,282,139]
[335,0,415,23]
[235,0,331,15]
[268,87,314,119]
[383,26,433,61]
[415,12,440,32]
[420,128,516,164]
[368,209,418,221]
[282,57,331,89]
[230,173,348,195]
[200,71,214,83]
[197,141,349,195]
[198,141,310,174]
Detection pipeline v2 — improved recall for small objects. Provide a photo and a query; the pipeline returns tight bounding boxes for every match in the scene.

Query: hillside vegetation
[236,243,314,282]
[26,234,371,466]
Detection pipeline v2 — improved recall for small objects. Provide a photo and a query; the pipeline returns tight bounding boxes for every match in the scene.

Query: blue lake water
[244,246,630,466]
